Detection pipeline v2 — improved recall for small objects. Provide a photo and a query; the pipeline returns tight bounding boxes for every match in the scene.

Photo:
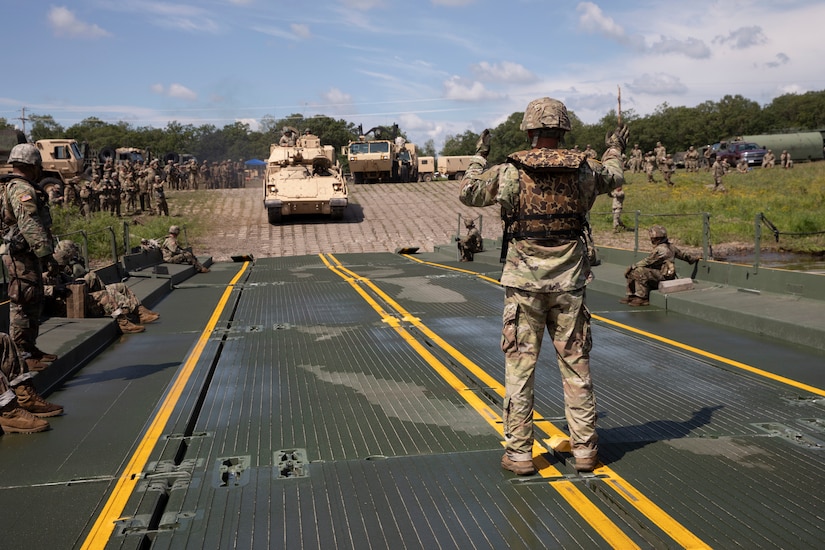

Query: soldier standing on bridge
[459,97,627,475]
[0,144,60,371]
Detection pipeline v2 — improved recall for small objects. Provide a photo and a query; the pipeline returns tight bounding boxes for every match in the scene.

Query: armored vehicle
[342,125,418,183]
[263,133,348,224]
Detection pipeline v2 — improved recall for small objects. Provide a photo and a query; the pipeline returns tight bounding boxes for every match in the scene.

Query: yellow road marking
[81,262,249,550]
[322,254,640,549]
[392,253,717,548]
[593,314,825,397]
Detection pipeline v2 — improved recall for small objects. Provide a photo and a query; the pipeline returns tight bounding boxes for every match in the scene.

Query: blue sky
[4,1,823,150]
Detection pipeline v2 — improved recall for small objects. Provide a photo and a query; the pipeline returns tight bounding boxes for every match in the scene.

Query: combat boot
[574,454,599,472]
[31,348,58,362]
[197,265,210,273]
[14,382,63,418]
[25,357,50,372]
[117,316,145,334]
[501,454,536,476]
[0,401,49,433]
[138,305,160,324]
[618,295,633,304]
[628,297,649,307]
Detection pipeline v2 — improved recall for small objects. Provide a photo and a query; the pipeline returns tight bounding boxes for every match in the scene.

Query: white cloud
[713,26,768,50]
[471,61,536,84]
[151,83,197,101]
[577,2,709,59]
[648,35,710,59]
[322,88,354,105]
[765,52,790,69]
[443,77,502,101]
[47,6,110,39]
[290,23,311,39]
[236,117,259,131]
[342,0,386,10]
[577,2,625,41]
[626,73,687,95]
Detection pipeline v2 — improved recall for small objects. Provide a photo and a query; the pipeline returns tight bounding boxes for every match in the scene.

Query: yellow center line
[81,262,249,549]
[321,254,639,549]
[393,253,716,549]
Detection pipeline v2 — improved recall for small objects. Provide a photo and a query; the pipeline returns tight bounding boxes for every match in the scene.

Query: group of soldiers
[166,158,246,190]
[50,156,247,218]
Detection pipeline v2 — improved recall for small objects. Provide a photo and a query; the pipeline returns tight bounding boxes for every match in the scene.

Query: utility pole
[18,107,29,135]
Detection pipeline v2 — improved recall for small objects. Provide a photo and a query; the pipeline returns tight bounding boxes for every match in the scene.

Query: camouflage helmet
[648,225,668,242]
[169,225,181,235]
[519,97,571,132]
[53,240,80,267]
[8,143,42,166]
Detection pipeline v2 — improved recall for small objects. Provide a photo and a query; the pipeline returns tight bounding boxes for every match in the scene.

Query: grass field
[590,160,825,254]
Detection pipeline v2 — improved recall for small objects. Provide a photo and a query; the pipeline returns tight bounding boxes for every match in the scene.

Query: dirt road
[186,180,503,262]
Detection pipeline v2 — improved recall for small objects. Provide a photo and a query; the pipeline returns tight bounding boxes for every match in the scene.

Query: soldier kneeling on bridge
[456,217,483,261]
[621,225,701,306]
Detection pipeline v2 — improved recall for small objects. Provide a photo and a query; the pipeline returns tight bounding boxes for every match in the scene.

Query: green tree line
[3,90,824,168]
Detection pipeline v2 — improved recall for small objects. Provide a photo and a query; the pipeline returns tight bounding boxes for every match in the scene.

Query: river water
[718,251,825,273]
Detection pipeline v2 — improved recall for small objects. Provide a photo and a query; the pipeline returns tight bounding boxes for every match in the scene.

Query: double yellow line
[321,253,710,550]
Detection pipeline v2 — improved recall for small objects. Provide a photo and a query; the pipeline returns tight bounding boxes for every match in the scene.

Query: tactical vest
[506,149,588,239]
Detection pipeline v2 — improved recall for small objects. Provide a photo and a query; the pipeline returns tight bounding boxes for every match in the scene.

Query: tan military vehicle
[417,156,435,182]
[437,155,474,180]
[342,125,418,183]
[0,133,91,197]
[263,133,348,224]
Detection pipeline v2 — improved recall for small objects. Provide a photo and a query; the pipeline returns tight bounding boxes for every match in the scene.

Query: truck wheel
[454,171,464,181]
[41,177,64,199]
[354,173,365,184]
[267,208,282,224]
[400,165,410,183]
[423,173,432,182]
[331,207,345,220]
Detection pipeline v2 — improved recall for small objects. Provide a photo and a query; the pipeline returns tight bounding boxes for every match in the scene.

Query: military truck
[417,156,435,182]
[0,133,92,197]
[263,133,348,224]
[342,125,418,184]
[437,155,473,180]
[99,146,149,165]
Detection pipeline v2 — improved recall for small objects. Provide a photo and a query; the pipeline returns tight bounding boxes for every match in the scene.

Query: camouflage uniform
[609,187,626,231]
[161,226,209,273]
[661,154,675,186]
[457,219,483,261]
[644,151,656,182]
[712,159,727,192]
[153,176,169,216]
[685,146,699,172]
[0,154,55,360]
[459,97,626,471]
[624,226,700,302]
[629,144,642,173]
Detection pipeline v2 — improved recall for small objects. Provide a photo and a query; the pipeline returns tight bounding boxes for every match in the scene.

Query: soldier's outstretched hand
[476,129,491,158]
[605,124,629,153]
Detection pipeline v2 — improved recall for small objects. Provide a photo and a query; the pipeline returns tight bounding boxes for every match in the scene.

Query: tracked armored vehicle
[263,133,348,224]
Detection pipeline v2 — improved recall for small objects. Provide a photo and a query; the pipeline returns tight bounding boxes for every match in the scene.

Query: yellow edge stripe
[81,262,250,550]
[321,254,639,549]
[394,253,713,549]
[403,253,501,285]
[592,313,825,397]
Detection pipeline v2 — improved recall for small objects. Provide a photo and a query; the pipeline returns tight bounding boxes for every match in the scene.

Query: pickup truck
[712,141,767,167]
